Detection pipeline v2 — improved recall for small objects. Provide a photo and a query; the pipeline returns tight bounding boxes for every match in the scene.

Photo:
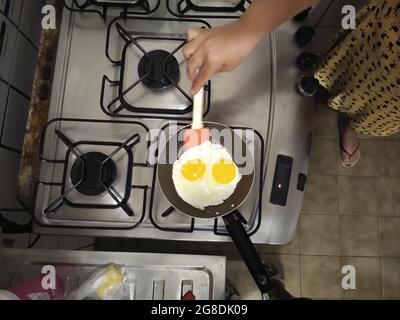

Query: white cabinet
[0,12,17,84]
[1,87,29,151]
[0,147,22,209]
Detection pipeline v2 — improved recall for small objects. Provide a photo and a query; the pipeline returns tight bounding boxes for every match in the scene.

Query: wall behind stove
[0,0,45,247]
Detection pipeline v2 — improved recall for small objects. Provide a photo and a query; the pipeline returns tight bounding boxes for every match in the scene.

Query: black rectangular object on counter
[270,155,293,206]
[297,173,307,192]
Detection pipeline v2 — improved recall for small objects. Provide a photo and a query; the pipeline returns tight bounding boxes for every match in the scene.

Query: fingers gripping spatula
[183,87,210,150]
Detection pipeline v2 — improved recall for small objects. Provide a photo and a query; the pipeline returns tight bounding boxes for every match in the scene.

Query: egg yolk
[212,160,237,184]
[181,159,206,181]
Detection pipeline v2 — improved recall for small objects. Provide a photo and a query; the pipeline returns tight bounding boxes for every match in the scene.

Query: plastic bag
[68,264,126,300]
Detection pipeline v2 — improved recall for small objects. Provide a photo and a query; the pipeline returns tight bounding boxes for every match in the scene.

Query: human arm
[183,0,318,94]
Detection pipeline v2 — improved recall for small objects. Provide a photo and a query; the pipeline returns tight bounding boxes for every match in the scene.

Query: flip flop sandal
[340,141,360,168]
[338,116,360,168]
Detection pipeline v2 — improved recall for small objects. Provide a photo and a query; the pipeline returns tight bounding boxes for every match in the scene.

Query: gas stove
[33,0,313,244]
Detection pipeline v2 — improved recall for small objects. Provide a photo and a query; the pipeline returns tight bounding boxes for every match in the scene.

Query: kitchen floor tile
[226,260,261,300]
[382,258,400,299]
[380,217,400,257]
[391,132,400,140]
[341,216,380,257]
[341,257,381,300]
[301,255,341,299]
[302,175,338,214]
[301,214,340,256]
[312,103,338,138]
[224,250,242,260]
[377,140,400,178]
[261,254,301,298]
[338,176,378,215]
[358,133,377,140]
[337,139,378,177]
[309,137,338,175]
[378,178,400,216]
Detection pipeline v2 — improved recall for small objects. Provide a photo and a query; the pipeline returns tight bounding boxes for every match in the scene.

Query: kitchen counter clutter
[0,248,226,300]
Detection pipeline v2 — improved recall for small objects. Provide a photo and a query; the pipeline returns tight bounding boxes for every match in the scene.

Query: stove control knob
[294,26,315,47]
[296,52,318,71]
[297,75,319,97]
[293,7,312,22]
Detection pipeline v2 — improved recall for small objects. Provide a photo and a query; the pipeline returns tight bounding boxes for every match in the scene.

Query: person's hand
[183,21,259,95]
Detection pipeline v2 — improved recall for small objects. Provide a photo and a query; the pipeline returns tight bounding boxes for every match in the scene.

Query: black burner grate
[100,16,212,119]
[37,118,153,230]
[166,0,252,19]
[55,131,137,216]
[63,0,161,19]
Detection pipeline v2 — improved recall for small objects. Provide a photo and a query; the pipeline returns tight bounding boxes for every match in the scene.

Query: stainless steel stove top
[34,0,314,245]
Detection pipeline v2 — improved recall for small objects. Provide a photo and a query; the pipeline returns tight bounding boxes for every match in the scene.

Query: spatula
[183,87,210,150]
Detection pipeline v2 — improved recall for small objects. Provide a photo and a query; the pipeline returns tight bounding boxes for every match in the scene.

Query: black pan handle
[223,212,273,296]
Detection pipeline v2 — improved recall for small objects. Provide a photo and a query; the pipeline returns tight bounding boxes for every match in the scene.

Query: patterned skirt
[314,0,400,136]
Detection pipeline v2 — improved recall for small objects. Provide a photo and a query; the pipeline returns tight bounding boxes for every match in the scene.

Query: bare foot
[338,116,360,168]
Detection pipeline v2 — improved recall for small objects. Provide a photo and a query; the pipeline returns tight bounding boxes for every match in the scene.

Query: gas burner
[167,0,251,19]
[63,0,161,19]
[70,152,117,196]
[57,131,138,217]
[138,50,180,91]
[101,17,212,119]
[36,119,153,229]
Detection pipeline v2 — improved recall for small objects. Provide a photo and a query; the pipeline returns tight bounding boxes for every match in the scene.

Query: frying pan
[158,122,273,297]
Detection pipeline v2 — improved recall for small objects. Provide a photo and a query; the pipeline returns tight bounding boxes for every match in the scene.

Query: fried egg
[172,141,242,210]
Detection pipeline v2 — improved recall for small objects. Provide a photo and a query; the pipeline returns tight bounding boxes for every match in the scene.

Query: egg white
[172,141,242,210]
